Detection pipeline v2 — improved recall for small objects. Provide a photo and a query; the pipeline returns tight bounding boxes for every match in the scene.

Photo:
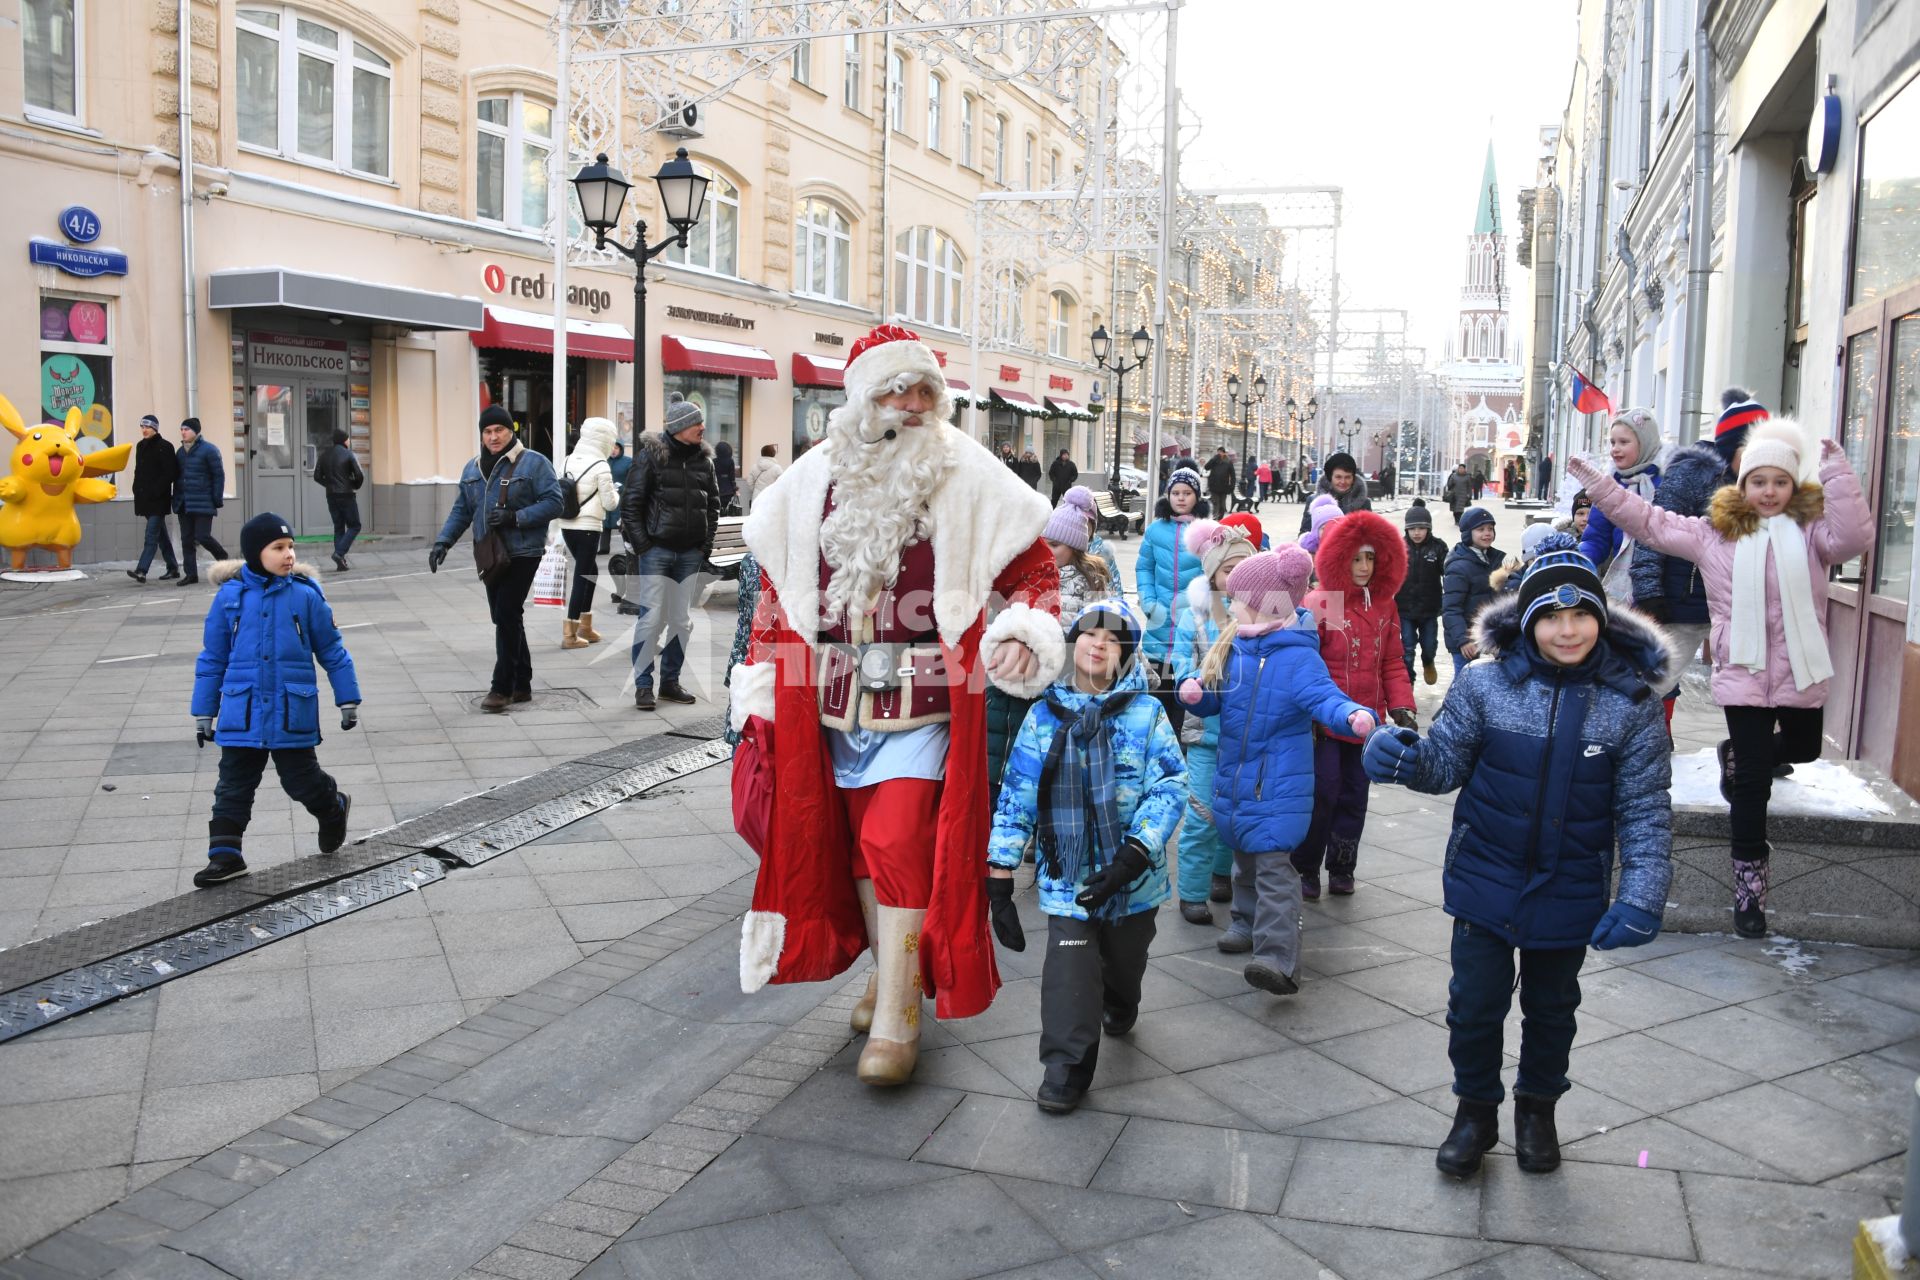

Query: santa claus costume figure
[730,324,1062,1086]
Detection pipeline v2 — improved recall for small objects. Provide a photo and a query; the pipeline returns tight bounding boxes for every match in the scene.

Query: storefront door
[249,380,342,537]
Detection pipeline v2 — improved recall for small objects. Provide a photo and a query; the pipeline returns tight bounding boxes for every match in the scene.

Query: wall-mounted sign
[246,331,349,374]
[58,206,102,244]
[664,303,755,330]
[1807,93,1842,176]
[29,238,127,278]
[997,364,1022,383]
[481,264,612,315]
[1048,374,1073,392]
[814,331,845,347]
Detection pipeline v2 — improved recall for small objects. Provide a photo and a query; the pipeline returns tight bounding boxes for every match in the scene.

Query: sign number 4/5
[59,206,102,245]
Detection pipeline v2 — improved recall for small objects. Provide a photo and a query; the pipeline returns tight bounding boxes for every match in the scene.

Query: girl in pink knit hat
[1175,548,1375,992]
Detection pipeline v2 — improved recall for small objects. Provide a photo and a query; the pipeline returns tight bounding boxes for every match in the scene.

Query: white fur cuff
[730,661,776,732]
[740,910,785,992]
[982,602,1066,700]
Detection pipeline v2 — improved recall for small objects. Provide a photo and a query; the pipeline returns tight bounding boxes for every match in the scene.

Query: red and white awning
[660,334,779,379]
[470,306,634,361]
[991,388,1041,413]
[1045,396,1086,416]
[791,352,846,388]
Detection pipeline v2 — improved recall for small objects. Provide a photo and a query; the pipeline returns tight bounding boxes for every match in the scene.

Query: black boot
[1512,1094,1561,1173]
[1435,1099,1500,1178]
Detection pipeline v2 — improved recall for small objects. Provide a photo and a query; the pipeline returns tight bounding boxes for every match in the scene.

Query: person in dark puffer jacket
[1441,507,1503,673]
[173,418,229,584]
[621,395,721,709]
[1363,536,1675,1181]
[1397,501,1447,686]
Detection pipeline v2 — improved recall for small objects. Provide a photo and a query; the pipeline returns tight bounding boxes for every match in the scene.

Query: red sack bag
[731,714,775,858]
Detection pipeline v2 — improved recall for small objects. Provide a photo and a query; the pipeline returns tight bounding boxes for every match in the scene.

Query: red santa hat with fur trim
[842,323,952,413]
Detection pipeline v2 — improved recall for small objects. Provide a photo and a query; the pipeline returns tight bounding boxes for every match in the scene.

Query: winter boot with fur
[577,612,603,644]
[561,619,590,650]
[1732,852,1771,939]
[1513,1093,1562,1173]
[856,905,926,1086]
[850,881,880,1034]
[1435,1099,1500,1178]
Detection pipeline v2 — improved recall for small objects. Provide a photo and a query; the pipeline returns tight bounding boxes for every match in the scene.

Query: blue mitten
[1362,726,1420,785]
[1588,902,1661,950]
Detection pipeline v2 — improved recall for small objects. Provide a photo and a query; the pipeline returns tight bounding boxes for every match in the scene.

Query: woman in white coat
[558,416,622,648]
[742,443,784,515]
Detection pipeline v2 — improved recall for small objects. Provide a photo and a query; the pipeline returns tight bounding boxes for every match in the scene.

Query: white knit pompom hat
[1737,416,1818,487]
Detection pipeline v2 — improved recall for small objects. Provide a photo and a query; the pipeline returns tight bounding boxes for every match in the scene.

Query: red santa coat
[1305,509,1416,744]
[729,432,1061,1020]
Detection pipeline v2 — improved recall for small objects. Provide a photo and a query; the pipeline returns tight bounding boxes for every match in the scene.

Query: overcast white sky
[1177,0,1583,364]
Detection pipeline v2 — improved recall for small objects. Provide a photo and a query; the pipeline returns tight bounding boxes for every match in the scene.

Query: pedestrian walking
[1377,462,1396,499]
[1398,501,1446,686]
[1362,536,1675,1178]
[713,440,739,515]
[173,418,228,584]
[1171,519,1256,923]
[557,415,621,651]
[1255,459,1272,504]
[620,394,719,710]
[1135,465,1210,736]
[1441,506,1503,674]
[1579,408,1663,594]
[742,443,783,515]
[126,413,180,583]
[1471,470,1487,501]
[310,426,365,572]
[189,512,359,886]
[1296,450,1371,533]
[1570,416,1871,938]
[1047,448,1079,506]
[1205,448,1235,514]
[1176,548,1374,994]
[1442,463,1474,525]
[1017,449,1045,492]
[987,600,1186,1114]
[1296,510,1415,900]
[429,405,565,713]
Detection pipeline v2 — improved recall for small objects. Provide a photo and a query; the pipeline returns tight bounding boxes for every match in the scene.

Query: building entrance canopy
[473,306,635,362]
[208,268,483,331]
[661,335,778,379]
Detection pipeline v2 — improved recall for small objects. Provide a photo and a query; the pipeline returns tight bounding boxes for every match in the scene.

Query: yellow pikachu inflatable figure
[0,395,133,570]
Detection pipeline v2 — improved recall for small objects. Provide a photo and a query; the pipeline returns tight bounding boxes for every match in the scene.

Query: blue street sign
[29,238,128,278]
[58,205,102,244]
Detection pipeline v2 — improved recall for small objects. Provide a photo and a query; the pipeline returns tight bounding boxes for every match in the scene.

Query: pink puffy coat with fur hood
[1305,510,1415,741]
[1578,447,1871,709]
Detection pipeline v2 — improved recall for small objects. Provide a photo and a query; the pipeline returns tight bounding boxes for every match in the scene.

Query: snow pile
[1671,750,1894,818]
[1863,1215,1910,1270]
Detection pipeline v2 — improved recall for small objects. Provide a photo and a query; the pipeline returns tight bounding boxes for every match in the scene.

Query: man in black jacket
[127,414,180,583]
[1047,448,1078,505]
[311,427,365,571]
[620,395,720,710]
[1205,447,1235,512]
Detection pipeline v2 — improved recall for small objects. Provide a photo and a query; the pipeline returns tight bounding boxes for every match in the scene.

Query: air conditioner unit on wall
[658,98,702,139]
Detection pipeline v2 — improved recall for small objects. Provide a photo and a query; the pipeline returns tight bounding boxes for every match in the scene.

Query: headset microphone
[854,424,898,445]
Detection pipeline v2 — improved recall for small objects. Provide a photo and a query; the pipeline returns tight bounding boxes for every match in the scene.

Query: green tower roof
[1474,140,1501,236]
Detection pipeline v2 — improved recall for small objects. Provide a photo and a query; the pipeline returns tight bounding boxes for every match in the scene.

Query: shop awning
[662,335,778,379]
[991,388,1041,414]
[792,353,846,388]
[208,267,484,331]
[943,373,972,393]
[1045,396,1088,419]
[470,306,635,361]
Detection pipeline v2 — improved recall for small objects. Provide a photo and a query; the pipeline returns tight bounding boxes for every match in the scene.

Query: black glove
[986,875,1025,952]
[486,504,514,533]
[1076,838,1155,912]
[1390,707,1418,731]
[1637,597,1671,623]
[428,544,448,573]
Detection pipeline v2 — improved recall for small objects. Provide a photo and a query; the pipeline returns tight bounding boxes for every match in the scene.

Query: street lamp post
[1337,416,1363,458]
[571,148,711,445]
[1284,395,1319,499]
[1092,324,1152,496]
[1225,369,1267,513]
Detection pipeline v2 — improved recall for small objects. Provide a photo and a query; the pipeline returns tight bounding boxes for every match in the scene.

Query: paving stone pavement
[0,499,1912,1278]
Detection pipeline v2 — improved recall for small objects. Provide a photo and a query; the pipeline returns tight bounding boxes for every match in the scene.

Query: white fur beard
[820,414,952,626]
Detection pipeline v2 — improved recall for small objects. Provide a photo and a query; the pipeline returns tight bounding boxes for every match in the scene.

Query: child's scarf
[1729,515,1831,691]
[1037,690,1139,919]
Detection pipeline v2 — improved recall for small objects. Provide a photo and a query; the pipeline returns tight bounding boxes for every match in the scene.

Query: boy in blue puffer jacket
[190,513,361,886]
[1176,548,1374,995]
[987,600,1187,1115]
[1363,536,1675,1180]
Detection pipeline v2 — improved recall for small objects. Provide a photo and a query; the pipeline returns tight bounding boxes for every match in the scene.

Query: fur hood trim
[1471,592,1684,697]
[1709,479,1826,538]
[1315,509,1407,596]
[208,559,324,587]
[742,427,1050,648]
[1663,439,1730,490]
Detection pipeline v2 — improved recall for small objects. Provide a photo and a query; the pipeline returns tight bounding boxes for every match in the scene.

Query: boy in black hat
[1397,501,1447,685]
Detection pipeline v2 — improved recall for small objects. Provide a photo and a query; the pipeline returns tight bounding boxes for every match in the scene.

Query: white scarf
[1729,514,1832,691]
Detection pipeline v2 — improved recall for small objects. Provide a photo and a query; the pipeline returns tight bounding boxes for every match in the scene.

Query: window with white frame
[842,32,861,109]
[236,7,391,177]
[790,7,811,85]
[1048,148,1061,185]
[926,75,944,151]
[887,50,906,133]
[894,227,964,330]
[1023,133,1035,188]
[794,198,853,302]
[22,0,80,121]
[994,271,1029,346]
[476,93,553,229]
[959,93,976,167]
[664,168,740,277]
[1048,291,1074,357]
[994,115,1008,183]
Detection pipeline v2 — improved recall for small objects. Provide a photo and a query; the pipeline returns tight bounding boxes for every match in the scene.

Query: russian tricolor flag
[1568,365,1613,416]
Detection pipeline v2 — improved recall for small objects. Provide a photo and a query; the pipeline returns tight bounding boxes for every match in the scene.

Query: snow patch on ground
[1761,936,1820,977]
[1863,1215,1911,1270]
[1671,750,1895,818]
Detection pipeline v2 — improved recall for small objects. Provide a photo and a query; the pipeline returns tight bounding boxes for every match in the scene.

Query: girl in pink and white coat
[1567,417,1871,938]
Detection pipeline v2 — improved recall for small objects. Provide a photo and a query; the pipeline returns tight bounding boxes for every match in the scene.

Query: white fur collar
[742,428,1050,648]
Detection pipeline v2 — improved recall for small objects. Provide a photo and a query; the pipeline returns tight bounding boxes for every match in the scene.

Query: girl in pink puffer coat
[1568,418,1871,939]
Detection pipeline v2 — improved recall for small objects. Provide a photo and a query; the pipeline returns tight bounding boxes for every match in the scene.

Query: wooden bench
[705,515,748,580]
[1093,490,1143,539]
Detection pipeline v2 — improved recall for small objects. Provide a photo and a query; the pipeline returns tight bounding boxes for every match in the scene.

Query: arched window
[1048,290,1074,357]
[475,92,552,229]
[237,6,392,176]
[664,168,740,277]
[794,198,852,302]
[893,226,963,329]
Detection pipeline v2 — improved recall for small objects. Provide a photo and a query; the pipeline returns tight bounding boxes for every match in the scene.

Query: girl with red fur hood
[1296,510,1418,898]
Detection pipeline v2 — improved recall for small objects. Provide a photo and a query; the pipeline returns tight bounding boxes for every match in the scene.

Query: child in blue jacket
[987,600,1187,1115]
[1363,536,1675,1179]
[1176,548,1373,994]
[190,514,361,886]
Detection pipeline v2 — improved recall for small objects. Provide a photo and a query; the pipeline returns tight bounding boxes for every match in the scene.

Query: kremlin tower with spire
[1440,142,1526,487]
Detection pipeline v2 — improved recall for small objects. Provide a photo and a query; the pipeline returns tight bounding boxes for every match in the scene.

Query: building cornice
[1707,0,1772,71]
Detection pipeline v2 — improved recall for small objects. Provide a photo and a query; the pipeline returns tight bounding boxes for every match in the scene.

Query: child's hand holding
[1178,678,1205,706]
[1348,709,1376,738]
[1362,726,1420,785]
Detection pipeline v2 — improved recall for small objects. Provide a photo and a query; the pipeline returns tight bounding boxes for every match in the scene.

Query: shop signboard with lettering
[246,332,349,374]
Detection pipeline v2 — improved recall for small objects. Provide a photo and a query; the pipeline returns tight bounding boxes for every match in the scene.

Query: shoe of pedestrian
[561,619,590,650]
[1300,873,1322,902]
[1328,873,1356,896]
[332,555,350,572]
[126,570,146,583]
[1435,1099,1500,1178]
[480,690,511,713]
[1732,853,1770,938]
[510,688,532,705]
[1179,899,1213,925]
[577,612,603,644]
[1209,873,1232,903]
[850,972,877,1034]
[658,681,697,705]
[1772,762,1794,779]
[159,567,180,580]
[1216,929,1252,954]
[1102,1005,1137,1037]
[319,794,352,854]
[1036,1077,1087,1115]
[634,686,656,711]
[1513,1094,1562,1173]
[193,852,249,887]
[1716,738,1735,804]
[1243,962,1298,995]
[1423,659,1439,685]
[177,576,198,587]
[617,600,640,616]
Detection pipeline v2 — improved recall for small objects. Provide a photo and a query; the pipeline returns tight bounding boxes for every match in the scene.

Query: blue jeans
[326,493,361,559]
[135,514,178,576]
[1176,741,1233,902]
[629,544,706,688]
[1401,615,1437,681]
[1446,919,1585,1103]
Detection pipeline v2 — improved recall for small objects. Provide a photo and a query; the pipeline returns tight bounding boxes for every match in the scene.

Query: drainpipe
[1616,223,1637,407]
[178,0,199,420]
[1678,0,1714,440]
[1582,0,1617,457]
[1638,0,1655,181]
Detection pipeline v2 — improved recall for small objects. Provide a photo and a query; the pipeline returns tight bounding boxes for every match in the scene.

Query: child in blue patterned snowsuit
[987,600,1187,1115]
